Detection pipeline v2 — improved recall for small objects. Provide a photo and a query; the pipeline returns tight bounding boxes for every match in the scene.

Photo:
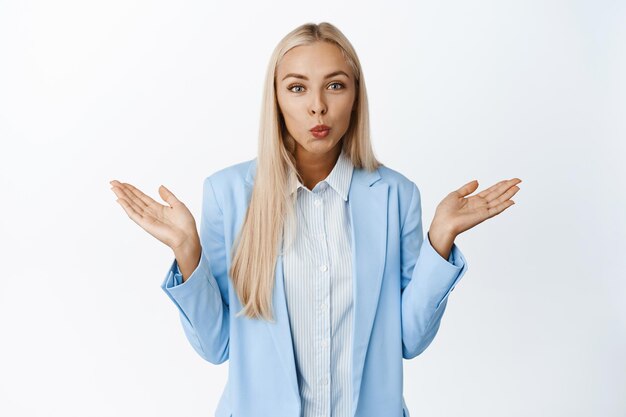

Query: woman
[110,22,521,417]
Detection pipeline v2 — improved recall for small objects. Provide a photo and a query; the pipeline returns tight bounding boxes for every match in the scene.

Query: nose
[309,90,327,116]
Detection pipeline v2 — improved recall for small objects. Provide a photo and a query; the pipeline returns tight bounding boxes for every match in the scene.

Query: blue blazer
[161,158,468,417]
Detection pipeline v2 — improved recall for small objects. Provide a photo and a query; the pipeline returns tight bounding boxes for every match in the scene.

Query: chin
[309,140,338,152]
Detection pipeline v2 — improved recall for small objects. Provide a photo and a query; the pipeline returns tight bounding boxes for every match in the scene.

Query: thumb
[158,185,180,207]
[456,180,479,197]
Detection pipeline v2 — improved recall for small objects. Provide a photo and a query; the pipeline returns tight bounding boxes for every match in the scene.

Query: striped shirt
[281,148,354,417]
[172,149,356,416]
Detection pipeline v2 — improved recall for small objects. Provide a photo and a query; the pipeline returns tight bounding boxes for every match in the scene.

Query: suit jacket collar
[244,156,388,414]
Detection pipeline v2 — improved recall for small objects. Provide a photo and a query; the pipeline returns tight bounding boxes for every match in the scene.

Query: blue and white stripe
[282,148,355,417]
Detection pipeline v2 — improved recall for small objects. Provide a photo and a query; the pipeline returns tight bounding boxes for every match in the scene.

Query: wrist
[173,239,202,283]
[428,224,456,261]
[172,233,201,256]
[429,219,456,241]
[172,236,201,264]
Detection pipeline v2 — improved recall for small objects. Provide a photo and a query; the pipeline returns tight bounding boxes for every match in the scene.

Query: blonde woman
[110,22,521,417]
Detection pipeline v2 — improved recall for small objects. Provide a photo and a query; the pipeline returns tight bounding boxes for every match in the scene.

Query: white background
[1,1,624,416]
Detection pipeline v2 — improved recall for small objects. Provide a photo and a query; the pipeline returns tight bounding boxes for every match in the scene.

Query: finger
[455,180,479,197]
[476,180,508,199]
[487,199,515,218]
[117,194,146,218]
[476,178,521,199]
[158,185,180,208]
[112,186,148,216]
[487,185,520,209]
[120,182,153,210]
[482,178,521,203]
[115,197,145,226]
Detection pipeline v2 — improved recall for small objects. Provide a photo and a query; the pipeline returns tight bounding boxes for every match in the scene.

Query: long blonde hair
[230,22,382,321]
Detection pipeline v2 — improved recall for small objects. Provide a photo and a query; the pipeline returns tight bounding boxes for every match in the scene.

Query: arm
[400,182,468,359]
[160,176,230,364]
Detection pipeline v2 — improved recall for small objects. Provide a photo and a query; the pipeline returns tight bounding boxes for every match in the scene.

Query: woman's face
[275,41,356,159]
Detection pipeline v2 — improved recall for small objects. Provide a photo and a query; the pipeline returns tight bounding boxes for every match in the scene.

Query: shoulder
[204,157,256,190]
[376,164,419,198]
[197,158,256,213]
[375,164,423,226]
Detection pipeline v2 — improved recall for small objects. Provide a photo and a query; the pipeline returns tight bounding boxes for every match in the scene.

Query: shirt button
[319,264,328,272]
[321,377,328,385]
[321,339,328,347]
[314,199,322,207]
[320,303,327,311]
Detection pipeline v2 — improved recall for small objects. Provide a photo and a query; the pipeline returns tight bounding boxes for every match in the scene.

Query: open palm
[433,178,522,236]
[110,180,199,251]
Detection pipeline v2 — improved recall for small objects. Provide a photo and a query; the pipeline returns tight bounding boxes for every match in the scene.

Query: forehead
[277,41,352,79]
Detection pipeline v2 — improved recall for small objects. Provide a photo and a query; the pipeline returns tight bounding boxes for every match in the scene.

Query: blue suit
[161,158,468,417]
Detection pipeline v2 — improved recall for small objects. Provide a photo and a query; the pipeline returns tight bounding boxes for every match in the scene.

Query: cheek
[337,102,354,125]
[282,109,307,133]
[336,94,355,117]
[277,102,305,138]
[281,109,300,130]
[277,97,298,121]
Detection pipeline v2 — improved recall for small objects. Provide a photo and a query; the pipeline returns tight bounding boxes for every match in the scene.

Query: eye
[287,84,304,93]
[286,82,346,93]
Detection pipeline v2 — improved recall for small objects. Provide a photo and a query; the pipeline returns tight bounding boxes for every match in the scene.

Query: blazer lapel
[244,161,301,403]
[348,167,388,414]
[244,159,390,413]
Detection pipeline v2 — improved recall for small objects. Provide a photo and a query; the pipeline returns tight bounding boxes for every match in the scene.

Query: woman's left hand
[431,178,522,238]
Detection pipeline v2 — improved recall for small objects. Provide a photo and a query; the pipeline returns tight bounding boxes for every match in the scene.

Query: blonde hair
[230,22,382,321]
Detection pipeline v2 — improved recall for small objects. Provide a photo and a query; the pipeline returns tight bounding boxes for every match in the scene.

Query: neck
[294,142,342,190]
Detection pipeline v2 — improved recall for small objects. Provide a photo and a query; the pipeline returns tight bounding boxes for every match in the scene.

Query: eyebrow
[281,70,350,81]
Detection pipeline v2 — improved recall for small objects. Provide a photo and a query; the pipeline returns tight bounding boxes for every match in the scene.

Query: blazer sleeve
[400,182,468,359]
[160,176,230,365]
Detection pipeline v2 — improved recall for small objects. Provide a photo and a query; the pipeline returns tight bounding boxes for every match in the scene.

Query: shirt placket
[308,183,331,417]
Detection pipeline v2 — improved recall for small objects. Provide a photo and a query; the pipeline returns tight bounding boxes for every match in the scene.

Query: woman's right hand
[110,180,200,253]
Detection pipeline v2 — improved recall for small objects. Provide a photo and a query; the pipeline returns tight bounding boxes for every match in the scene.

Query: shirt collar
[289,148,354,201]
